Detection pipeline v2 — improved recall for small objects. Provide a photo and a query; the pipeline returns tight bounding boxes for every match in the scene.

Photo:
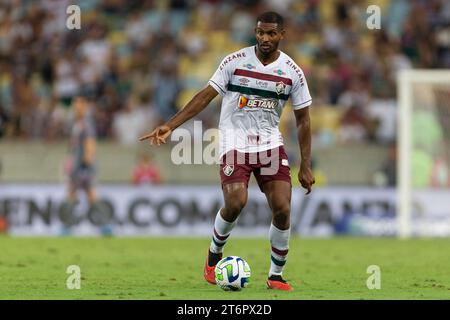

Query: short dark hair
[256,11,284,29]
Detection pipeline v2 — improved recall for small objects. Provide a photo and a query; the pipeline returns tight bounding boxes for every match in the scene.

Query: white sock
[209,209,237,254]
[269,223,290,277]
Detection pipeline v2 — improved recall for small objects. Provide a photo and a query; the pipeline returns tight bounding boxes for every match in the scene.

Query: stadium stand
[0,0,449,185]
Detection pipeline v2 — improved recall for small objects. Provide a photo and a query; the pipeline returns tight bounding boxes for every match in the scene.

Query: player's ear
[280,29,286,40]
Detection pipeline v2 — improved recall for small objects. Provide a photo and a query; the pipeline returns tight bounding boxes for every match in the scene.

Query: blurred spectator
[337,76,380,143]
[337,77,370,110]
[79,24,112,79]
[132,153,162,185]
[113,94,158,145]
[152,43,180,122]
[54,52,80,107]
[431,155,450,187]
[125,11,152,46]
[339,104,379,143]
[0,216,7,234]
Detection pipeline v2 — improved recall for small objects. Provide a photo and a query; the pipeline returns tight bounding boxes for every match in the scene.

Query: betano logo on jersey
[238,96,278,110]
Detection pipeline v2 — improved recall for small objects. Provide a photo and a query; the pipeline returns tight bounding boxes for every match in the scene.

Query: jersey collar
[252,45,282,69]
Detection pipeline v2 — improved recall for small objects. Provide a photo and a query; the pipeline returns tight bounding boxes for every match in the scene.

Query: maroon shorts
[220,146,291,192]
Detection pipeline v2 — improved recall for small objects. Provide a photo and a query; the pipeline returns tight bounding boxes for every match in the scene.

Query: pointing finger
[305,185,312,195]
[139,133,152,141]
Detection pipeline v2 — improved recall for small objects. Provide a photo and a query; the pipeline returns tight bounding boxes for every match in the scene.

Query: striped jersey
[208,45,312,157]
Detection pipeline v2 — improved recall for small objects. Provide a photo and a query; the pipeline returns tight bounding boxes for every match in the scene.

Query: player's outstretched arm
[139,85,219,146]
[294,107,315,194]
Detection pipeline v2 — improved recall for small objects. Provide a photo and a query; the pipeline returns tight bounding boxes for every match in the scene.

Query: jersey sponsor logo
[285,59,305,86]
[219,52,246,70]
[255,80,269,88]
[281,159,289,166]
[239,77,250,86]
[273,69,286,76]
[223,164,234,176]
[238,96,278,110]
[275,81,287,95]
[243,63,256,70]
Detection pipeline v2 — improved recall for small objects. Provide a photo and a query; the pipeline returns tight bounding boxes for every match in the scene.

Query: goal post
[397,70,450,238]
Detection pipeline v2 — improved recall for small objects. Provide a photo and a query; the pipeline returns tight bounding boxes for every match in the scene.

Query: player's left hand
[139,125,172,146]
[298,161,315,195]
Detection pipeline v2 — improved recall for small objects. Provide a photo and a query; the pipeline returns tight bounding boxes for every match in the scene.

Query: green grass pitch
[0,237,449,299]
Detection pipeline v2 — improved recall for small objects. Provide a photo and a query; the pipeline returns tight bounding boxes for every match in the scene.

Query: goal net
[398,70,450,238]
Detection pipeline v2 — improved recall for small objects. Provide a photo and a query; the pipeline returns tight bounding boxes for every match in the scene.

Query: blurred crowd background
[0,0,449,186]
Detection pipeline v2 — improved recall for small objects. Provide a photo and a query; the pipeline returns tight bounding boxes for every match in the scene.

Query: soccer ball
[214,256,251,291]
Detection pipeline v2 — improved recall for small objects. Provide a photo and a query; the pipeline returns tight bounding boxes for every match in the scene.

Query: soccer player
[64,95,98,216]
[140,12,314,291]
